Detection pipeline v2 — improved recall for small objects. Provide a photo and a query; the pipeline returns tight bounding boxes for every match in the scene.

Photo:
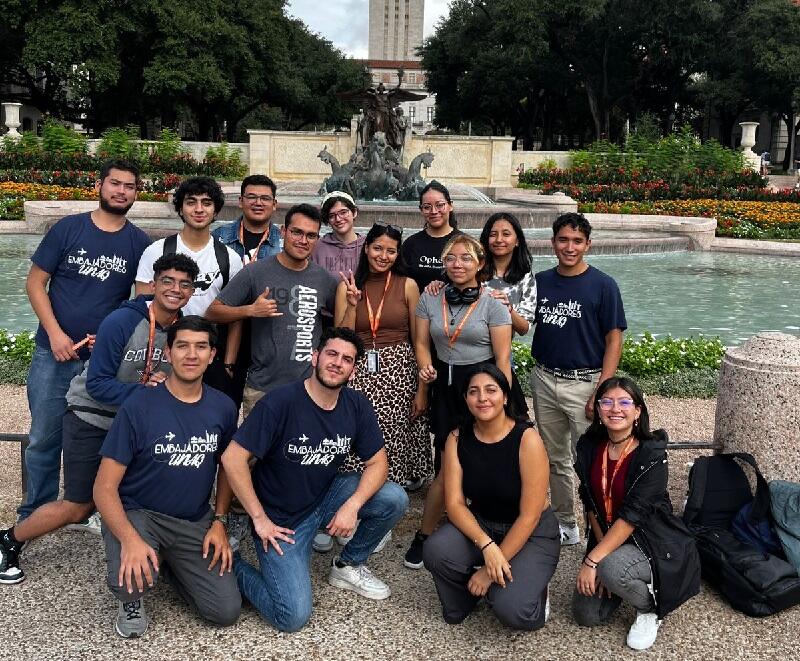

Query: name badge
[366,349,380,374]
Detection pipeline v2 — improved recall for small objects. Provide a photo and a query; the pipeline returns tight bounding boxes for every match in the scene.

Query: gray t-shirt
[217,256,337,392]
[416,289,511,365]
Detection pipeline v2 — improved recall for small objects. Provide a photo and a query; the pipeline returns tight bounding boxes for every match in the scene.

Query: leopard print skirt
[342,341,433,484]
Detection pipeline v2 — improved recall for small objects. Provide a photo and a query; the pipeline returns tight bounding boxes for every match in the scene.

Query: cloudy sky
[286,0,450,58]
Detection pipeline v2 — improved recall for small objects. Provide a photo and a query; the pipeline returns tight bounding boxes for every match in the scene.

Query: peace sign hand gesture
[339,270,362,308]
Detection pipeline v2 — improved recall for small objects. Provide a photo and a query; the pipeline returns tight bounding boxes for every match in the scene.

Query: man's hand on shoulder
[203,520,233,575]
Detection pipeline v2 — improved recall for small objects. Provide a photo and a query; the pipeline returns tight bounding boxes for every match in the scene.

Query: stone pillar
[739,121,761,173]
[714,332,800,481]
[2,102,23,137]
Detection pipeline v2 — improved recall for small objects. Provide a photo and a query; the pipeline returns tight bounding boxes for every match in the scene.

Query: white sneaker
[372,530,391,553]
[65,511,102,536]
[328,557,391,600]
[313,532,334,553]
[402,476,425,492]
[559,523,580,546]
[626,611,662,650]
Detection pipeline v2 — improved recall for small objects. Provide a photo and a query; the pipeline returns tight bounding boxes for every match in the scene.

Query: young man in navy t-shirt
[18,159,151,522]
[93,316,241,638]
[221,327,408,633]
[530,213,626,546]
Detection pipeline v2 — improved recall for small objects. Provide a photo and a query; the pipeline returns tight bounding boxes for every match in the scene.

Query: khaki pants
[241,385,267,419]
[530,366,599,529]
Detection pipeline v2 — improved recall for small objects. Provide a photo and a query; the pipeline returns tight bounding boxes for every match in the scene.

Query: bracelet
[480,539,495,551]
[582,555,598,569]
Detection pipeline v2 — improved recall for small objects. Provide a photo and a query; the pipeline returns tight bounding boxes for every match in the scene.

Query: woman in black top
[422,365,560,630]
[573,376,700,651]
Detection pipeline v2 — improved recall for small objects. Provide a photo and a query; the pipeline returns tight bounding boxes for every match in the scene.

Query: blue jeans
[234,473,408,632]
[17,347,84,520]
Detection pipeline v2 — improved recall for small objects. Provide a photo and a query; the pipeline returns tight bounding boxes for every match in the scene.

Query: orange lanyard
[440,292,480,351]
[364,272,392,343]
[239,223,269,264]
[601,436,637,524]
[140,305,176,384]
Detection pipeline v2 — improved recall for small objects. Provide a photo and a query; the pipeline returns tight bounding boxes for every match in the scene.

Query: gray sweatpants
[103,509,241,626]
[571,543,654,625]
[423,508,560,630]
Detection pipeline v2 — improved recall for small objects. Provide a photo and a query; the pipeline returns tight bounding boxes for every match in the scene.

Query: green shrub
[0,356,30,385]
[630,368,719,399]
[41,120,88,157]
[0,329,36,361]
[204,143,247,178]
[97,125,144,161]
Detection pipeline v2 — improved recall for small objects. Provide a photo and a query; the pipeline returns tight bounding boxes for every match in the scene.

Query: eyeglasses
[243,194,274,204]
[444,254,476,265]
[598,398,636,410]
[287,227,320,241]
[157,276,195,291]
[328,208,353,222]
[420,201,449,213]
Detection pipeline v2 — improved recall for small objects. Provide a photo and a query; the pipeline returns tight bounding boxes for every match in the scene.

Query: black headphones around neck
[444,285,481,305]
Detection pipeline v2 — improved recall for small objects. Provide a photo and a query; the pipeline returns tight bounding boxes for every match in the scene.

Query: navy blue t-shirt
[233,380,384,528]
[532,265,627,370]
[31,212,151,360]
[100,383,238,522]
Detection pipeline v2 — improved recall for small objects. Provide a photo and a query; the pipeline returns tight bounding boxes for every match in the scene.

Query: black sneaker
[403,530,428,570]
[0,528,25,584]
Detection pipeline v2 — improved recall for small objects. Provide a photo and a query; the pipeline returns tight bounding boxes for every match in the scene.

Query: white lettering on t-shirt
[284,433,351,466]
[152,430,218,469]
[291,285,318,362]
[67,249,129,282]
[539,298,582,328]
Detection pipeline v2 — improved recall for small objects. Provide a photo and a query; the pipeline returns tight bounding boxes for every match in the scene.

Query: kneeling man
[222,327,408,633]
[93,316,241,638]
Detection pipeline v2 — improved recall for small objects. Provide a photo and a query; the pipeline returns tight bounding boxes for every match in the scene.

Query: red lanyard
[365,272,392,342]
[440,292,480,351]
[601,436,637,524]
[140,305,176,384]
[239,223,269,264]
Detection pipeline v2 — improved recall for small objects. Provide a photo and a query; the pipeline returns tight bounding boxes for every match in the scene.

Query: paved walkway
[1,388,798,660]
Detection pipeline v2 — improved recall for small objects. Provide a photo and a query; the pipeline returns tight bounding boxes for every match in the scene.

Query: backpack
[683,452,800,617]
[162,234,230,289]
[770,480,800,574]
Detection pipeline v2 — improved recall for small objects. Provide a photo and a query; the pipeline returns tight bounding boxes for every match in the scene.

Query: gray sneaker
[65,511,102,536]
[115,599,149,638]
[227,512,251,553]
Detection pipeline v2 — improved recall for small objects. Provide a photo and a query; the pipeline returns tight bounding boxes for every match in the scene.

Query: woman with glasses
[402,181,461,291]
[405,234,513,570]
[313,191,366,276]
[423,365,559,630]
[334,223,432,487]
[572,376,700,651]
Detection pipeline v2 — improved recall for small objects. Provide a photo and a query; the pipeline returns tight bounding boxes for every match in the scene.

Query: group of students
[0,159,700,651]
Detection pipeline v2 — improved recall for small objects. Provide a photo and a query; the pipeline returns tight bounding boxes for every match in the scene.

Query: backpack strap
[213,238,230,289]
[683,456,711,525]
[724,452,772,521]
[162,233,178,256]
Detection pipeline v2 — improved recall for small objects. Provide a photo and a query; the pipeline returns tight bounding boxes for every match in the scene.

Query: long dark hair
[479,212,531,285]
[583,376,655,443]
[457,364,527,437]
[353,223,406,289]
[419,180,458,230]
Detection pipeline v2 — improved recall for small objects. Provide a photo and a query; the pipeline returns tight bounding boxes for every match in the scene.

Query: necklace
[608,432,634,446]
[448,302,467,325]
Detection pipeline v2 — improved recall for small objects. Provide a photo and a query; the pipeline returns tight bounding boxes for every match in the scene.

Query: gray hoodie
[311,232,365,276]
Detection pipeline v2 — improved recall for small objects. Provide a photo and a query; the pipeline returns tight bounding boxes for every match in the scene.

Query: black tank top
[458,420,530,524]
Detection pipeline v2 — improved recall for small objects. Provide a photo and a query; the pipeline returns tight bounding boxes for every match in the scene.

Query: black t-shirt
[402,228,461,291]
[242,227,266,257]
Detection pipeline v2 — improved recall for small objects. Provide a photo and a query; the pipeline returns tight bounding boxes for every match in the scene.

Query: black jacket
[574,429,701,618]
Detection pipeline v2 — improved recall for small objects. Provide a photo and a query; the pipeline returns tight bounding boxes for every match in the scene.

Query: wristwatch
[213,514,228,526]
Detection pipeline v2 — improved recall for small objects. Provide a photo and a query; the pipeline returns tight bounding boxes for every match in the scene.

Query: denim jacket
[212,216,282,263]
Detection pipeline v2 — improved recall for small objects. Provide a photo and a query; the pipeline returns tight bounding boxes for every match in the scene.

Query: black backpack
[683,452,800,617]
[162,234,230,289]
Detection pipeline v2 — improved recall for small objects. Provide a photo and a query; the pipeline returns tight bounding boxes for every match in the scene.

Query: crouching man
[93,316,241,638]
[221,327,408,632]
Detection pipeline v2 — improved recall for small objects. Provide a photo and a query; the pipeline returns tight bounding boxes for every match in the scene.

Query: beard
[314,362,350,390]
[99,194,134,216]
